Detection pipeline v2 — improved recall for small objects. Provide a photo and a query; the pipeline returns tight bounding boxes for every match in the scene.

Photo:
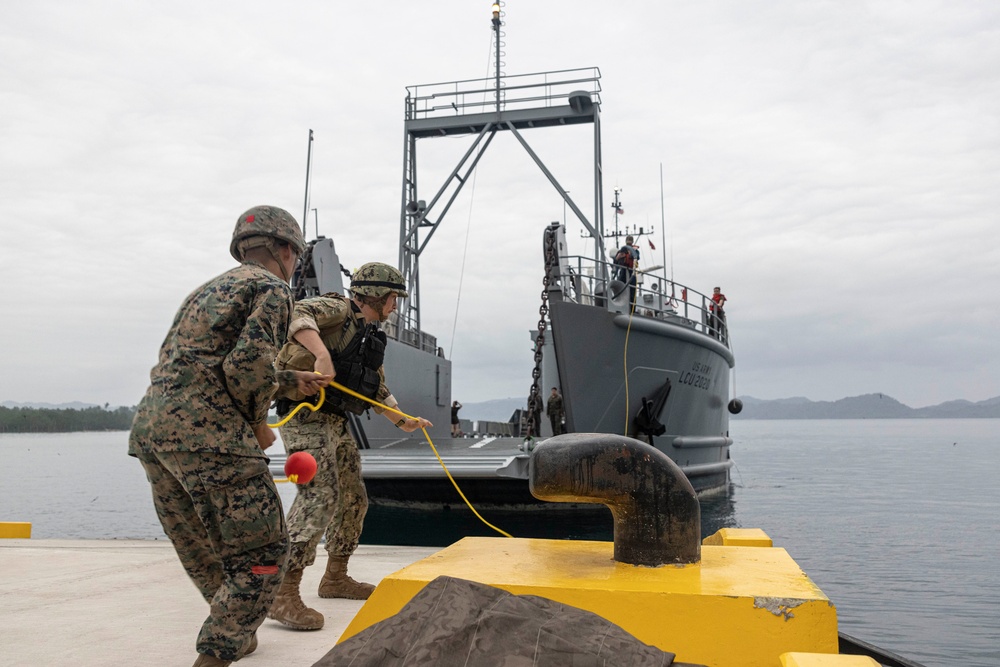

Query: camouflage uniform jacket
[546,393,564,417]
[129,261,299,458]
[275,293,391,414]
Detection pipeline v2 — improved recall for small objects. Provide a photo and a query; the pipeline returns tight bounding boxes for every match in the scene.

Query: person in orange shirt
[709,287,727,342]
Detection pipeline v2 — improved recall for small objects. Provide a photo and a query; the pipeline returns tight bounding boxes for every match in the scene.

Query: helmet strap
[353,293,390,322]
[241,236,293,282]
[268,241,293,283]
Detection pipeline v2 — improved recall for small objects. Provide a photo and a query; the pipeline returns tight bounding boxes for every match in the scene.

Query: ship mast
[395,3,605,341]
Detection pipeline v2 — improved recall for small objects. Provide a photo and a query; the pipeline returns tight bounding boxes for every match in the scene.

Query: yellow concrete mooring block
[340,537,838,667]
[0,522,32,539]
[703,527,774,547]
[781,652,880,666]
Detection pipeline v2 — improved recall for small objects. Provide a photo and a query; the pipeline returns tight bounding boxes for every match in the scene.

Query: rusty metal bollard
[529,433,701,566]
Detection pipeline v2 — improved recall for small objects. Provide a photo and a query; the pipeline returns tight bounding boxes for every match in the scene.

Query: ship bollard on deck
[529,433,701,566]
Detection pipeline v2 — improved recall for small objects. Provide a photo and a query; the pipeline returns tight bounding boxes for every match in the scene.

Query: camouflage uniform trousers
[548,412,564,435]
[281,409,368,570]
[137,449,288,661]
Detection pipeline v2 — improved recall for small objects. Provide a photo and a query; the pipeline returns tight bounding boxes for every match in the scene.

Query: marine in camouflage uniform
[267,262,431,631]
[528,392,543,436]
[546,387,564,435]
[128,206,330,667]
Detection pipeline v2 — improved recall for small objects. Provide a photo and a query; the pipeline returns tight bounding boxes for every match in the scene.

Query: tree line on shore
[0,405,137,433]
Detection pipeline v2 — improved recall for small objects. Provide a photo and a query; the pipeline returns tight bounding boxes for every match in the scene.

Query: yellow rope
[623,282,637,435]
[269,379,512,538]
[268,387,326,428]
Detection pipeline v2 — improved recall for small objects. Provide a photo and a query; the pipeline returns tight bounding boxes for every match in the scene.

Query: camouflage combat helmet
[230,205,306,261]
[350,262,408,298]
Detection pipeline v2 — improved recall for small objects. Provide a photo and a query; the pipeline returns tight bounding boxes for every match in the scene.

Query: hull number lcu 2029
[679,362,713,391]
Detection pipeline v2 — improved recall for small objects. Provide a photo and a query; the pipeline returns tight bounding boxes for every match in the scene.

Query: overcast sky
[2,1,998,409]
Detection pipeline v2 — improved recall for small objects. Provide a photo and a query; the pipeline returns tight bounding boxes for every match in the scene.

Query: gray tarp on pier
[315,575,705,667]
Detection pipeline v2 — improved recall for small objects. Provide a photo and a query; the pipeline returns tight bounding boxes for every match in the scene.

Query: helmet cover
[230,205,305,261]
[350,262,408,298]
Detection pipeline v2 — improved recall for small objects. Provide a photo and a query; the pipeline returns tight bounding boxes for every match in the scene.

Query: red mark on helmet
[251,565,279,575]
[246,214,256,223]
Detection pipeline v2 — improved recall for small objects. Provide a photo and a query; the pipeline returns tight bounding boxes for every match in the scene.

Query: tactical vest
[275,295,386,417]
[325,321,386,415]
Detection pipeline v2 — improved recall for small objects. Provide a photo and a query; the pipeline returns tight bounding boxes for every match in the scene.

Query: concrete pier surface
[0,539,437,667]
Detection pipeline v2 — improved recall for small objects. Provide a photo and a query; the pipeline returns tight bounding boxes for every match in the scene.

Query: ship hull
[339,298,733,511]
[546,299,734,490]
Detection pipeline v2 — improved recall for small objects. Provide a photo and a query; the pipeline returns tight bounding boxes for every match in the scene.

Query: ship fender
[529,434,700,566]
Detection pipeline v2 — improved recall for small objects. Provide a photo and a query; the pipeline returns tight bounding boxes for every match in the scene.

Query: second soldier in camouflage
[268,262,431,631]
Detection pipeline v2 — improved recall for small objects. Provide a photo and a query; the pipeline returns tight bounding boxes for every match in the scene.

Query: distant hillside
[463,393,1000,421]
[6,394,997,424]
[733,394,1000,419]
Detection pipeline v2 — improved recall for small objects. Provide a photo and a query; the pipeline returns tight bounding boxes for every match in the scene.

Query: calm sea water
[1,420,997,667]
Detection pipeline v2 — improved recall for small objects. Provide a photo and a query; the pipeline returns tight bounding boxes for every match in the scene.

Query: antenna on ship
[611,186,623,239]
[599,185,654,245]
[491,2,504,115]
[660,163,672,295]
[302,129,314,237]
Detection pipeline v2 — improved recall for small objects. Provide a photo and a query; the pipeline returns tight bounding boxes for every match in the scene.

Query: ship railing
[553,255,730,348]
[384,316,442,355]
[449,419,516,438]
[473,420,516,437]
[405,68,602,120]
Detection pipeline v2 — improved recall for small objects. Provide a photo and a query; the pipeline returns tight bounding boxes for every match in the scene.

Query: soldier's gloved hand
[254,422,276,450]
[293,371,332,396]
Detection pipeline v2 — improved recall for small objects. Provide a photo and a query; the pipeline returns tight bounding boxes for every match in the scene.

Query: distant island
[3,393,999,434]
[731,394,1000,419]
[0,404,136,433]
[454,393,1000,422]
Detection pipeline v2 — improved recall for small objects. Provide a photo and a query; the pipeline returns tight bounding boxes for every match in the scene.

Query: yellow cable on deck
[269,379,512,539]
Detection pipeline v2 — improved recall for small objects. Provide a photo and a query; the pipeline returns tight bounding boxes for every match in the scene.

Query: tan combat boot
[267,568,325,630]
[318,555,375,600]
[192,654,231,667]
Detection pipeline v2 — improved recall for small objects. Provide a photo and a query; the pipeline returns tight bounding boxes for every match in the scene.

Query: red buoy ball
[284,451,317,485]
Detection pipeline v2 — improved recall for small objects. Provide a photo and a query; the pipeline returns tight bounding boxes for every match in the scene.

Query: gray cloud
[2,1,997,409]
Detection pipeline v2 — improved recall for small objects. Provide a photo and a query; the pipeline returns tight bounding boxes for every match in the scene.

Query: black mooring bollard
[529,433,701,566]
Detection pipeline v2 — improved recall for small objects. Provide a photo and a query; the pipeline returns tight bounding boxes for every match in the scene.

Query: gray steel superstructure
[279,62,738,511]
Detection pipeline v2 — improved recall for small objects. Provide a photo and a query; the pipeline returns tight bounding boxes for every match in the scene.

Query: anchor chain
[522,228,559,445]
